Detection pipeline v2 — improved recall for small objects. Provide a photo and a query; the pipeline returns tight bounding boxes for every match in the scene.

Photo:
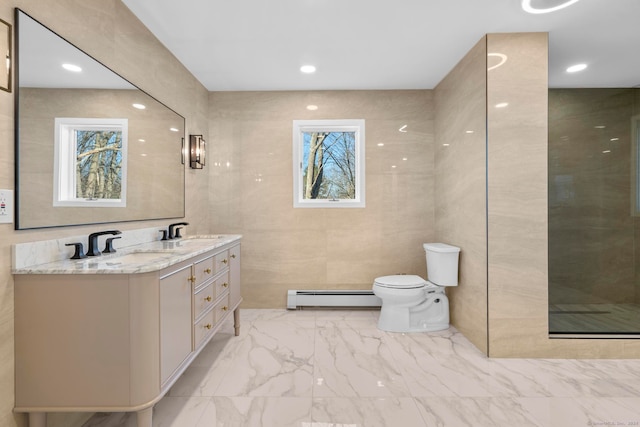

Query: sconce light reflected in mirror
[189,134,206,169]
[0,18,12,93]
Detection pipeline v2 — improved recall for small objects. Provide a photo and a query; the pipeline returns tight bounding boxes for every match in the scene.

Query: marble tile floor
[84,309,640,427]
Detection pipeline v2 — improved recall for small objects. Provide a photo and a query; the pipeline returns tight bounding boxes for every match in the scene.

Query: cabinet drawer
[194,256,215,287]
[213,251,230,274]
[194,309,215,349]
[213,272,230,299]
[214,294,231,324]
[194,282,215,320]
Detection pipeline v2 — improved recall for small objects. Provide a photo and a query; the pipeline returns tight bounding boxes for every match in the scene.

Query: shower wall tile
[549,89,636,305]
[434,37,488,354]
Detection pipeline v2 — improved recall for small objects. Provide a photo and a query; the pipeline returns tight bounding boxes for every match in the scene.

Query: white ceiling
[121,0,639,91]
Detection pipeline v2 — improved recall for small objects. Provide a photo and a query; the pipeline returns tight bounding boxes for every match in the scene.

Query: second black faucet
[160,222,189,240]
[87,230,122,256]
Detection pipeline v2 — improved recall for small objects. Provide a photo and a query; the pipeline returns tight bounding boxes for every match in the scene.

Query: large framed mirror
[14,9,185,229]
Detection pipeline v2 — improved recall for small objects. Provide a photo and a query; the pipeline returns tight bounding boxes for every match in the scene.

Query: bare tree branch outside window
[293,119,365,208]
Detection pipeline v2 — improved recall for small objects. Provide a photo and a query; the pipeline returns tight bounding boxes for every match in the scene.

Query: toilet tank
[423,243,460,286]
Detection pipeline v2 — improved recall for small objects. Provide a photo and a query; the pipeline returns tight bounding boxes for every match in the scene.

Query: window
[292,119,365,208]
[53,118,128,207]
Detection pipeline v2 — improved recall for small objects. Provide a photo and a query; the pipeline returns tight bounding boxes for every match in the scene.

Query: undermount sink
[162,236,228,248]
[102,252,170,264]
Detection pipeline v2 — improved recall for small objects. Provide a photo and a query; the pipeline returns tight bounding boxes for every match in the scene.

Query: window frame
[53,117,128,208]
[292,119,365,208]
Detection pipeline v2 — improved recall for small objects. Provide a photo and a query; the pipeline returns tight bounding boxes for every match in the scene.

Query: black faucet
[87,230,122,256]
[167,222,189,240]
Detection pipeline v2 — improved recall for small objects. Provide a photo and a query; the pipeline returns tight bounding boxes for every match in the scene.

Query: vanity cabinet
[14,241,242,427]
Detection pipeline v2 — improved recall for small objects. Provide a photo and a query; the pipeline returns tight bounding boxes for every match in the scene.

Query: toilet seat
[374,275,440,289]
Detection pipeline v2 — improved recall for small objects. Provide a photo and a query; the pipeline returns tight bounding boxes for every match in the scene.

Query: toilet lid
[374,275,429,289]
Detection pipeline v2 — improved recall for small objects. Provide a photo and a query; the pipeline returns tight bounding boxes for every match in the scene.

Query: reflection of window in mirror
[53,118,128,207]
[293,119,365,208]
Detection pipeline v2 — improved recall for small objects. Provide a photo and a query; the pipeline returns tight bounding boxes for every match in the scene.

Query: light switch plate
[0,189,14,224]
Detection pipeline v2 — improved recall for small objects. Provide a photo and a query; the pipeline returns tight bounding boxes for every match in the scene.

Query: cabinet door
[159,265,192,384]
[229,244,242,308]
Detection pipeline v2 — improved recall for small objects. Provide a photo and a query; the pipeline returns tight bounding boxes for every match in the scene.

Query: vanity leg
[136,407,153,427]
[29,412,46,427]
[233,307,241,336]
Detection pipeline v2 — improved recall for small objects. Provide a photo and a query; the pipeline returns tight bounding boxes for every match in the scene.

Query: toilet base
[374,286,450,333]
[377,318,450,333]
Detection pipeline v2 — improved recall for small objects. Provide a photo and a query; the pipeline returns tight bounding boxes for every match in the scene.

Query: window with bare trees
[53,118,128,207]
[293,119,365,208]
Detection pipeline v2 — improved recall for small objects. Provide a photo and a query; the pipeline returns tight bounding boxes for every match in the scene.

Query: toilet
[372,243,460,332]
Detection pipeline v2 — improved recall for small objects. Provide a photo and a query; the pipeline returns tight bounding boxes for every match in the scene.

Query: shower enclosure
[548,87,640,334]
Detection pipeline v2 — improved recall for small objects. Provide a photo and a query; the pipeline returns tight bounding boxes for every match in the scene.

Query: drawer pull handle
[222,282,228,288]
[222,306,228,311]
[188,276,196,283]
[222,259,228,264]
[205,296,212,302]
[204,268,212,274]
[231,254,236,259]
[205,324,212,330]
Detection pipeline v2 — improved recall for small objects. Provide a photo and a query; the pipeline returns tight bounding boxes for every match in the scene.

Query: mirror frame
[13,8,186,229]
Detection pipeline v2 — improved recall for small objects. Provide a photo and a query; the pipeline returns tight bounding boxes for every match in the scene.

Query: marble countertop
[13,234,242,275]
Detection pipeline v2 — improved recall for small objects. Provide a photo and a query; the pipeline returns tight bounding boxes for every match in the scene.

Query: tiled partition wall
[486,33,550,357]
[209,91,435,307]
[434,38,488,354]
[0,1,211,426]
[485,33,640,357]
[435,32,640,358]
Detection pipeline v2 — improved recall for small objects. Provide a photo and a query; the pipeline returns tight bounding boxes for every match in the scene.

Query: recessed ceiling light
[300,65,316,74]
[495,102,509,108]
[62,63,82,72]
[566,63,587,73]
[391,165,397,168]
[466,130,474,134]
[399,125,408,132]
[402,157,408,161]
[138,139,145,142]
[521,0,581,14]
[443,143,450,147]
[377,143,384,147]
[132,103,146,110]
[602,150,611,154]
[170,127,179,132]
[306,105,318,111]
[610,137,619,141]
[594,125,606,129]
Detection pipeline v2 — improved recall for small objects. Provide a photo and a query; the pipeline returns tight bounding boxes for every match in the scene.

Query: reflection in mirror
[15,9,185,229]
[53,117,128,207]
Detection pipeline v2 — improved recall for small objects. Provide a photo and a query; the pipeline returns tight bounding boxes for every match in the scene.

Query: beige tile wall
[486,33,550,357]
[209,90,435,307]
[434,37,488,354]
[0,1,210,426]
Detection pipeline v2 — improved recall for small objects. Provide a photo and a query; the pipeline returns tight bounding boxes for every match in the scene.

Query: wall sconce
[189,134,206,169]
[0,18,11,93]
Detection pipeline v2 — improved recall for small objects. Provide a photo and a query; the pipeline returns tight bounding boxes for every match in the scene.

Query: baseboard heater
[287,290,382,309]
